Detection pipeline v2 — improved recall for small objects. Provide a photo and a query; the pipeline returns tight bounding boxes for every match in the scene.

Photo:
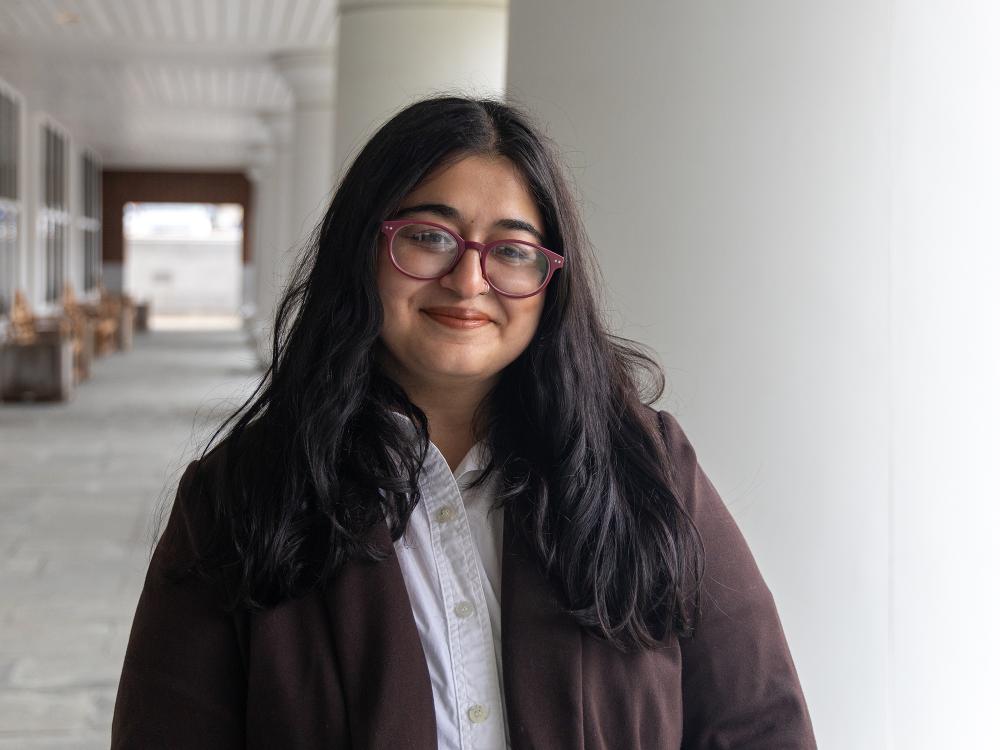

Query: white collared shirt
[385,412,510,750]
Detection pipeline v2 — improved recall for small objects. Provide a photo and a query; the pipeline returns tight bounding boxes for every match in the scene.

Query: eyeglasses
[380,219,564,298]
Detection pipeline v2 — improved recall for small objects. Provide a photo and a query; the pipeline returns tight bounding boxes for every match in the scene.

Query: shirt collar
[389,409,490,479]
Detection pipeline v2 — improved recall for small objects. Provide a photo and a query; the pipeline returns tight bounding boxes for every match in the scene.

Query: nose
[439,245,489,298]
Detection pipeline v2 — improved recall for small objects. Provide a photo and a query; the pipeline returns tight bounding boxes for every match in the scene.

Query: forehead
[403,154,542,224]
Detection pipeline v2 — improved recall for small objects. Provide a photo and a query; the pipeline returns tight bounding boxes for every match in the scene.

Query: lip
[422,306,493,329]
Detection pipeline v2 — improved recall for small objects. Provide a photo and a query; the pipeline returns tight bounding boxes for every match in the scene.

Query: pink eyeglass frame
[380,219,565,299]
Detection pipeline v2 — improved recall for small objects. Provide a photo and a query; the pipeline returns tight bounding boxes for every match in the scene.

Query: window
[0,82,20,317]
[39,120,70,304]
[81,151,101,292]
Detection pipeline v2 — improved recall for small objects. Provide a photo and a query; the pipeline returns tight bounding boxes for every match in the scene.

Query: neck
[380,360,495,472]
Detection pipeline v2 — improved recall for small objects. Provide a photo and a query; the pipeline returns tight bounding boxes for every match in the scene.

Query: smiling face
[375,153,548,396]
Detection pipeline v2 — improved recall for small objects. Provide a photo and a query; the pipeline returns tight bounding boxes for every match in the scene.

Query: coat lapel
[319,504,586,749]
[321,521,437,750]
[501,510,584,750]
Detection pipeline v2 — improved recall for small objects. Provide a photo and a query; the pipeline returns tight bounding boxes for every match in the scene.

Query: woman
[111,96,816,749]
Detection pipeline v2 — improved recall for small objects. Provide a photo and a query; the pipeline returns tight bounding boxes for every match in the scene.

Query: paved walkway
[0,327,263,748]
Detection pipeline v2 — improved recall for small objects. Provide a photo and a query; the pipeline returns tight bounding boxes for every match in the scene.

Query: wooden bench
[134,299,150,332]
[74,285,138,355]
[0,290,75,402]
[58,283,96,380]
[102,287,136,352]
[67,283,116,358]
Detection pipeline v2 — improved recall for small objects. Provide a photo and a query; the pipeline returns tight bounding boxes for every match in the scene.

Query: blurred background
[1,1,998,748]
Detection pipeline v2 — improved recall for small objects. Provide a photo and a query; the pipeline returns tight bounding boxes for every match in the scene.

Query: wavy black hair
[171,95,704,651]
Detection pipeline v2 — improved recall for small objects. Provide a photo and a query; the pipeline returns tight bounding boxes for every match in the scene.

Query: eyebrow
[392,202,545,243]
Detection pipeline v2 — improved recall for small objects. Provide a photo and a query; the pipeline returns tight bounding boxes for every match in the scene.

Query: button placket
[388,411,510,747]
[424,447,506,748]
[423,461,473,745]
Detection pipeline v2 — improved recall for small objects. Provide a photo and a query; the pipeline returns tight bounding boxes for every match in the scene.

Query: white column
[334,0,508,175]
[250,112,293,369]
[247,150,277,367]
[887,5,1000,748]
[508,2,999,749]
[67,138,84,300]
[261,112,293,275]
[245,158,268,341]
[272,50,336,260]
[23,102,42,311]
[16,92,30,306]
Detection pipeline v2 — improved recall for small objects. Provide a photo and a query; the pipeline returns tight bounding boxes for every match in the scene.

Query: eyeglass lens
[390,223,549,296]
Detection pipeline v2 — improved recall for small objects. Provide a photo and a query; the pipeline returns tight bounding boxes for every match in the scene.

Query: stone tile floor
[0,327,263,748]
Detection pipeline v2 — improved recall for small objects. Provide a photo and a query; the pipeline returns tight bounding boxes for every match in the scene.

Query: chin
[430,361,492,380]
[415,349,491,377]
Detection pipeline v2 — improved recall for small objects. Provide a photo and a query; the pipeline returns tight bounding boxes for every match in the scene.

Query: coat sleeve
[111,458,247,749]
[657,410,817,750]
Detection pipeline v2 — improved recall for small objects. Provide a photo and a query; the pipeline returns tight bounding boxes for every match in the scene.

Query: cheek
[375,245,393,300]
[376,254,407,317]
[502,297,546,344]
[376,260,431,340]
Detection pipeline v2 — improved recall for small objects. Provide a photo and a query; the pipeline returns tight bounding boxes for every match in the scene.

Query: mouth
[422,307,493,329]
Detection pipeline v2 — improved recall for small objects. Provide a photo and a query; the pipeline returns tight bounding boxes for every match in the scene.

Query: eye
[393,224,459,256]
[410,230,447,243]
[491,242,538,265]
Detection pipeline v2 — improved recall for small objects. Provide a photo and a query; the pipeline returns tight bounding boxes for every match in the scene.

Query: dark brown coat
[111,409,816,749]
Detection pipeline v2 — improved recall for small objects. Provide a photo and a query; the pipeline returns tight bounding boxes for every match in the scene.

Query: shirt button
[435,506,456,523]
[454,601,474,618]
[467,703,489,723]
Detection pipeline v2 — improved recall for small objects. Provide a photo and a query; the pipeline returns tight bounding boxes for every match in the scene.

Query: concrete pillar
[272,49,336,294]
[67,139,84,299]
[887,5,1000,747]
[245,158,268,354]
[333,0,508,176]
[249,112,293,369]
[261,112,293,278]
[507,1,999,748]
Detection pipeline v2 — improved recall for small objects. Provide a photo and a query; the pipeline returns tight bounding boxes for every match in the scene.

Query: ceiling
[0,0,337,169]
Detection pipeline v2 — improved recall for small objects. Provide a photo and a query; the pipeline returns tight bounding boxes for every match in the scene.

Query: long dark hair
[171,96,704,651]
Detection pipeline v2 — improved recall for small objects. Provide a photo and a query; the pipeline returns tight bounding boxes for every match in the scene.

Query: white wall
[68,138,82,297]
[0,77,30,325]
[333,2,508,177]
[508,1,999,748]
[24,105,44,312]
[124,238,242,315]
[888,4,1000,747]
[0,62,101,315]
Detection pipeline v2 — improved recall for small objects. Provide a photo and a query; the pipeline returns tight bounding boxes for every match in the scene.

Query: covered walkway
[0,327,261,748]
[2,1,999,746]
